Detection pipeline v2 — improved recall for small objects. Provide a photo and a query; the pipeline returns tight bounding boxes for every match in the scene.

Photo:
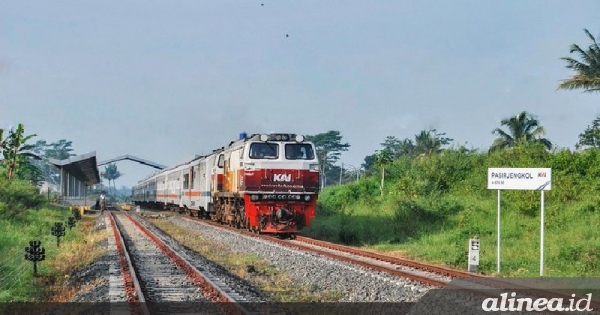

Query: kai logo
[273,174,292,182]
[538,172,547,178]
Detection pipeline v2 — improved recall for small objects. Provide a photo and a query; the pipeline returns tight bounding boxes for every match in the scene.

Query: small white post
[468,237,480,273]
[540,190,544,276]
[497,189,501,273]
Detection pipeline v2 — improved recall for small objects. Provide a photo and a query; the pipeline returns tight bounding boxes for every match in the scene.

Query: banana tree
[1,124,39,180]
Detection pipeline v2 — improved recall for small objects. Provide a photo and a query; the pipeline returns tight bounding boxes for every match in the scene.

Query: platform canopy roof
[48,151,100,185]
[97,154,166,170]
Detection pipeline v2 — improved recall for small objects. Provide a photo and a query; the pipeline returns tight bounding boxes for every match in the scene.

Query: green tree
[413,129,453,156]
[305,130,350,188]
[489,111,552,152]
[361,153,377,175]
[0,129,6,151]
[576,115,600,150]
[375,149,392,196]
[558,28,600,93]
[380,136,417,159]
[45,139,75,160]
[25,139,76,187]
[101,163,123,195]
[0,124,40,180]
[45,139,75,186]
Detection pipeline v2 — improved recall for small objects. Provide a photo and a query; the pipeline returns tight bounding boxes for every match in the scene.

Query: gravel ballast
[152,215,436,302]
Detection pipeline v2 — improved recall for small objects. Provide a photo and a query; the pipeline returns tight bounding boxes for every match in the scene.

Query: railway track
[151,212,599,314]
[279,232,600,313]
[175,214,451,287]
[106,211,256,315]
[130,210,600,314]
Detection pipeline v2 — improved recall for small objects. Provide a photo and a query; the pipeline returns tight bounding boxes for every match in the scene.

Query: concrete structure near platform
[48,151,100,206]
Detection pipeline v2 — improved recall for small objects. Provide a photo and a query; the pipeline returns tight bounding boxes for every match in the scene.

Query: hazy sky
[1,1,599,188]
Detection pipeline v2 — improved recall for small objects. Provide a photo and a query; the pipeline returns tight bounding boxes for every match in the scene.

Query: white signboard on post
[487,168,552,276]
[487,168,551,191]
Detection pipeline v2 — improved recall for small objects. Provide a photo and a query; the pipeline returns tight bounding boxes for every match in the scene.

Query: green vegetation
[489,111,552,152]
[0,177,100,302]
[305,130,351,188]
[101,163,124,196]
[0,123,40,181]
[305,143,600,277]
[558,28,600,93]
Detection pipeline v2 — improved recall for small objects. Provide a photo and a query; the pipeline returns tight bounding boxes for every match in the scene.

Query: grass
[0,206,108,302]
[301,146,600,278]
[304,189,600,278]
[149,216,343,302]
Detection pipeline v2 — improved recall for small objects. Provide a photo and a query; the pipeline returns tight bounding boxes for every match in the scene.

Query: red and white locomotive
[131,133,320,238]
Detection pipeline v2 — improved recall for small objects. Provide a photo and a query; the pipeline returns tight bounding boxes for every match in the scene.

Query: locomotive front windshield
[249,143,279,159]
[285,144,315,160]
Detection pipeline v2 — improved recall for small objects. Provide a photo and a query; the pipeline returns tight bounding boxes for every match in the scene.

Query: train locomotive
[131,133,320,238]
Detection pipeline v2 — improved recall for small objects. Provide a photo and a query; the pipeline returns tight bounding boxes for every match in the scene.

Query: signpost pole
[540,190,544,276]
[488,168,551,276]
[497,189,500,273]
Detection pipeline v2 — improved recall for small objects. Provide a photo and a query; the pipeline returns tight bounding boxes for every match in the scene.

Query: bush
[392,200,440,239]
[0,179,45,219]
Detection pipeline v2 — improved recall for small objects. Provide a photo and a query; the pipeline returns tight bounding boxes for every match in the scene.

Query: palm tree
[102,163,123,196]
[489,111,552,152]
[413,129,452,156]
[558,28,600,93]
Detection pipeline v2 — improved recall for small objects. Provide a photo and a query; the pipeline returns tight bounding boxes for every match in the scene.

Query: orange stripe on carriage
[183,191,202,197]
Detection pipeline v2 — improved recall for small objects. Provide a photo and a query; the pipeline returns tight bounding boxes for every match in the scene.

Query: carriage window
[183,174,189,189]
[285,144,315,160]
[249,143,279,159]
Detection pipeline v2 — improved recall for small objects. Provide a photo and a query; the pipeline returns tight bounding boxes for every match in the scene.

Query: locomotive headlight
[294,195,301,200]
[295,135,304,142]
[250,195,260,201]
[304,195,311,201]
[309,164,319,172]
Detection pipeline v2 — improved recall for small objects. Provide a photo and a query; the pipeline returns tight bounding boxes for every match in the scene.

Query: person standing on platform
[100,191,107,214]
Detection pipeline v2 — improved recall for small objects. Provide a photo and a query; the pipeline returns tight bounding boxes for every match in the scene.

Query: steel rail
[106,212,150,315]
[123,213,254,315]
[181,216,448,287]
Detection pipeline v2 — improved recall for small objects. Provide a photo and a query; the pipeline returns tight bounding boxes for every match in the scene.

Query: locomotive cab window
[285,144,315,160]
[217,154,224,168]
[249,143,279,159]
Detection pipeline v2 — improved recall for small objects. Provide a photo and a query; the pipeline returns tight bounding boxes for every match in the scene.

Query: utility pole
[339,163,344,185]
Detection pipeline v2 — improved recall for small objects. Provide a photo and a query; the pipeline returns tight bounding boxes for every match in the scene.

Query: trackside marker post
[468,237,479,273]
[487,167,551,276]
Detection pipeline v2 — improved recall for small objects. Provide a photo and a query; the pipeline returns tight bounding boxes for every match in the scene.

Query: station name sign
[487,168,551,191]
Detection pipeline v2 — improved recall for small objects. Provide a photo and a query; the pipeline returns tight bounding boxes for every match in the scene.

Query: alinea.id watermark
[482,292,593,312]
